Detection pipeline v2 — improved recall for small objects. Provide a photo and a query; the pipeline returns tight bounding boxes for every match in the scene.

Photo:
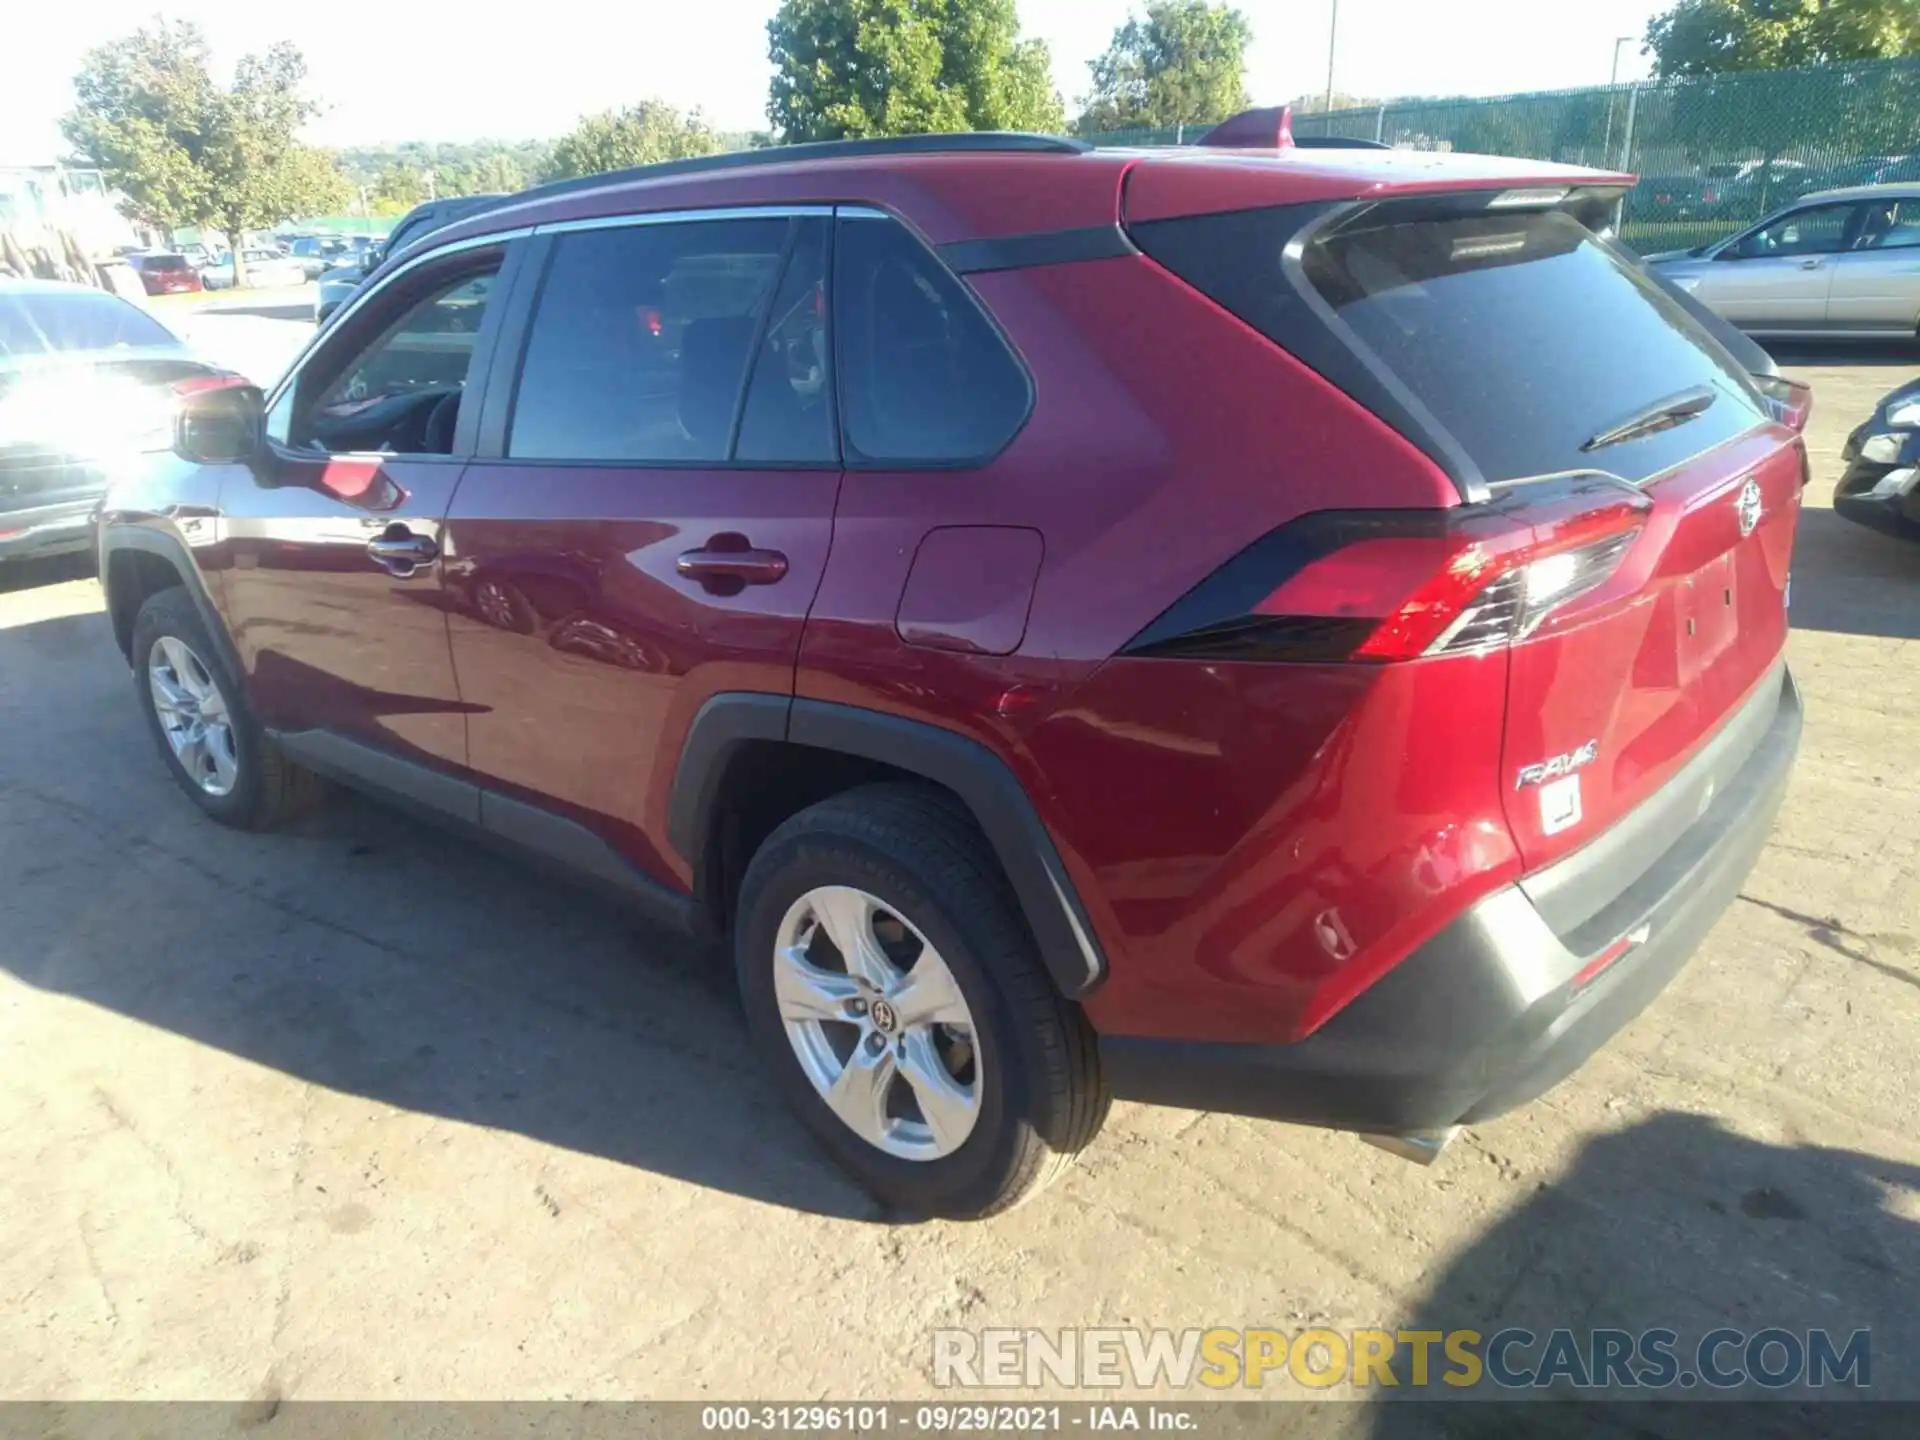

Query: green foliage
[1646,0,1920,77]
[1074,0,1252,134]
[543,101,722,181]
[338,140,549,211]
[62,20,347,280]
[766,0,1064,141]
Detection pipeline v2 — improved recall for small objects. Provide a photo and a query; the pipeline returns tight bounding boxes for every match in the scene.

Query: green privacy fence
[1087,55,1920,254]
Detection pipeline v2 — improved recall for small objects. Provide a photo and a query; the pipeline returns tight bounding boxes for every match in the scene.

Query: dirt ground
[1,336,1916,1425]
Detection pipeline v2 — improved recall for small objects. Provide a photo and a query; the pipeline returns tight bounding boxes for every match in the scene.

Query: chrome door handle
[367,527,439,576]
[676,540,789,592]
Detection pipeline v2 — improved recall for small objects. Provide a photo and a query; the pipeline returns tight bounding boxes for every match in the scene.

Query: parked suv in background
[125,251,202,296]
[98,124,1805,1217]
[314,195,503,325]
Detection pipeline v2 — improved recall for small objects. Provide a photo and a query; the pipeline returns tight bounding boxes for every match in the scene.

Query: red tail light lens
[1123,474,1650,664]
[1751,374,1812,434]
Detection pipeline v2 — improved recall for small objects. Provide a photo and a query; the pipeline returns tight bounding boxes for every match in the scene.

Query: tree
[1639,2,1920,216]
[766,0,1064,142]
[1074,0,1252,136]
[1646,0,1920,76]
[543,101,722,182]
[63,20,347,286]
[1288,91,1380,115]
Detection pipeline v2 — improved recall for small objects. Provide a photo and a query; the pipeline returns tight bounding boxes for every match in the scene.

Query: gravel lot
[1,321,1916,1425]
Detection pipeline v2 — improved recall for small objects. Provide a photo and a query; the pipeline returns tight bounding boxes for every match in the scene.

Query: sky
[4,0,1667,160]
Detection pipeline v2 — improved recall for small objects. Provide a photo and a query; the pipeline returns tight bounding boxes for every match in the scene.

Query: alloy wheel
[773,885,981,1161]
[147,635,239,797]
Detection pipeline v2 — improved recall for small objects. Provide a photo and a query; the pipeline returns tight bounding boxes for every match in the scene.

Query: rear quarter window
[834,215,1030,466]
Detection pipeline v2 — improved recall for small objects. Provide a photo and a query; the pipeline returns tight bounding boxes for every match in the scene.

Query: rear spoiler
[1201,105,1391,151]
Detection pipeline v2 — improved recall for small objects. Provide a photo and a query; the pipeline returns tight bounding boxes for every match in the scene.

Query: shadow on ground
[0,552,93,596]
[1768,340,1920,370]
[1788,506,1919,642]
[196,300,316,322]
[0,607,889,1222]
[1362,1112,1919,1437]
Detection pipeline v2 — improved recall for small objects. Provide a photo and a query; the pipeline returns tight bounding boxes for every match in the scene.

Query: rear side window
[509,217,789,463]
[1134,203,1766,489]
[835,215,1029,465]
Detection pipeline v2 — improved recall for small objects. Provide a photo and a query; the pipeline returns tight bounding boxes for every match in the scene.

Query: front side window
[287,263,498,456]
[1733,204,1858,259]
[509,217,791,463]
[834,216,1030,464]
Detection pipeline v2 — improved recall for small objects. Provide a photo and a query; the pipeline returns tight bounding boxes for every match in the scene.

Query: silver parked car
[1644,183,1920,337]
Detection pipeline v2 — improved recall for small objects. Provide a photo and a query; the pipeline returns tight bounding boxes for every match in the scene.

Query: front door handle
[1800,258,1824,270]
[367,526,439,576]
[676,537,789,592]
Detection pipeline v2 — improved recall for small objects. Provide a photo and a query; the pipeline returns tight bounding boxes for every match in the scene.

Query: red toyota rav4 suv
[98,123,1805,1218]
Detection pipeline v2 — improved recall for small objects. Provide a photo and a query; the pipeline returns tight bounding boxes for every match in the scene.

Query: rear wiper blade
[1581,384,1717,453]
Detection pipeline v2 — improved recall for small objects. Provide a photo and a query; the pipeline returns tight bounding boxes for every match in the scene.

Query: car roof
[423,136,1630,259]
[1793,181,1920,204]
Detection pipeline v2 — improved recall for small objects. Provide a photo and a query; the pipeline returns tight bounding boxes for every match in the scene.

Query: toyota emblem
[1735,479,1764,537]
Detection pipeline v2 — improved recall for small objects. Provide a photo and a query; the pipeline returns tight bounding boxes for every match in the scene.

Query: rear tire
[735,784,1108,1218]
[131,586,326,830]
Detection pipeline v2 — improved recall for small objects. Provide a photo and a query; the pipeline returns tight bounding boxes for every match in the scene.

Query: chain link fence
[1087,55,1920,254]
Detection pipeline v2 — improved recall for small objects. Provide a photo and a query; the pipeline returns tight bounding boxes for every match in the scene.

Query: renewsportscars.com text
[932,1326,1871,1391]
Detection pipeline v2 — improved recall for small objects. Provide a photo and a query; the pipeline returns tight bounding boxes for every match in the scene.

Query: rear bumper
[0,497,100,562]
[1101,665,1802,1135]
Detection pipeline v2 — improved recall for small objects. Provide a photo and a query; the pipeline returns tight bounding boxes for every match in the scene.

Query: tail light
[1750,374,1812,434]
[1123,474,1650,664]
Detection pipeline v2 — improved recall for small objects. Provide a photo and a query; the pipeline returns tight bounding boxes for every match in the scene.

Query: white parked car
[199,248,308,290]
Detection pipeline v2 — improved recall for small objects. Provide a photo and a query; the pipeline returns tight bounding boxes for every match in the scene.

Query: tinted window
[1135,204,1765,488]
[735,218,834,464]
[509,218,788,462]
[141,253,190,270]
[835,216,1029,464]
[0,288,177,358]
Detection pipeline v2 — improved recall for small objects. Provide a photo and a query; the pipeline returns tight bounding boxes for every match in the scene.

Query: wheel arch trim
[99,525,241,679]
[670,694,1108,997]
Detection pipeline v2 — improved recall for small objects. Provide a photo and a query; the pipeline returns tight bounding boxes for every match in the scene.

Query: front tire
[735,784,1108,1218]
[131,586,325,830]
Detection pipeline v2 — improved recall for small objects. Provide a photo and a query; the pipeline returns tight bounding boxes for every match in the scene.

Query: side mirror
[172,374,265,464]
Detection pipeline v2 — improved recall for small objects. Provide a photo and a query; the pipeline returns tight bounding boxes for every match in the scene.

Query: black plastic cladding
[1120,473,1640,663]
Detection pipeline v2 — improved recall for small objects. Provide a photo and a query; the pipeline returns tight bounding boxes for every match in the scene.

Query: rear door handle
[676,544,789,588]
[367,527,439,576]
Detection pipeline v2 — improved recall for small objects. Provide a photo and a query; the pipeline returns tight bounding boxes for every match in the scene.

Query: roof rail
[504,131,1092,210]
[1199,106,1392,151]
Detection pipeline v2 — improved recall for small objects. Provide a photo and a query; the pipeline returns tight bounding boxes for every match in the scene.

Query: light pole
[1603,35,1634,165]
[1323,0,1340,135]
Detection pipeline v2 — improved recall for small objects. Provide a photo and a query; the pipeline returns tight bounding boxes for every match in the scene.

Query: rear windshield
[143,253,189,269]
[1132,202,1765,489]
[0,288,177,358]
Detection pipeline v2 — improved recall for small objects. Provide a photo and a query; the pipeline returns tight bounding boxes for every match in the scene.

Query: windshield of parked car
[0,288,178,360]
